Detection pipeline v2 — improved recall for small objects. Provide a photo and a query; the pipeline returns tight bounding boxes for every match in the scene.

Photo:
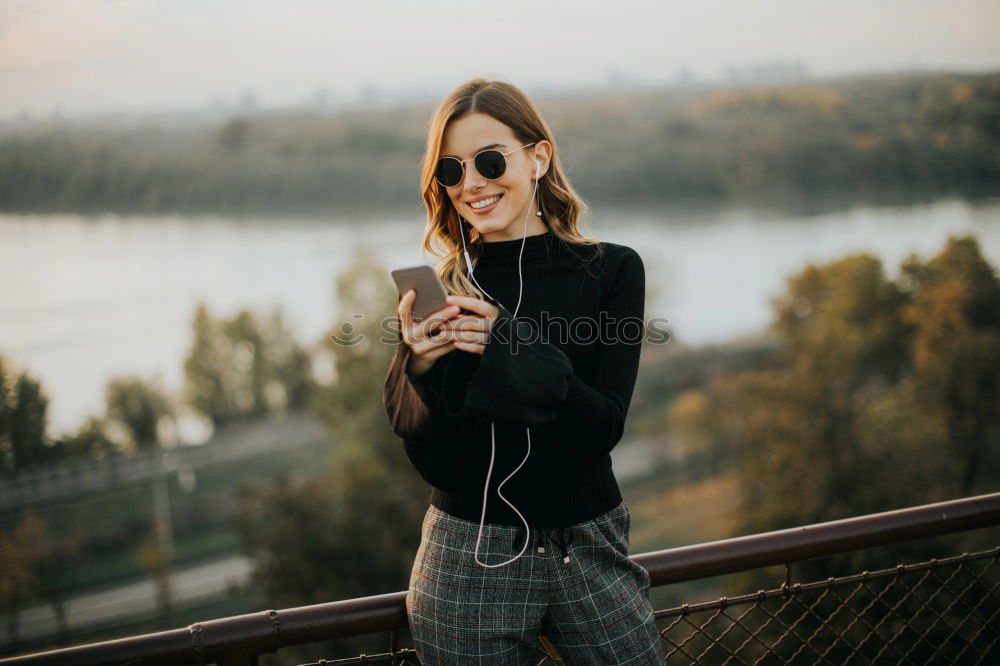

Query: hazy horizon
[1,0,999,121]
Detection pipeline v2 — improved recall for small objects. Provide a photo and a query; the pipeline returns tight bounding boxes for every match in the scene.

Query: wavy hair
[417,78,603,298]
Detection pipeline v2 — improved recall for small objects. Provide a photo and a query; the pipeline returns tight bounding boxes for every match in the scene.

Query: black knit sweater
[382,229,645,528]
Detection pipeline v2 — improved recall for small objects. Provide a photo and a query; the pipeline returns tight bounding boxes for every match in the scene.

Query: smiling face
[439,112,551,242]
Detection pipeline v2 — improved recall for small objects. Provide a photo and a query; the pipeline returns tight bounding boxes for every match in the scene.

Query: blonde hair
[417,78,604,298]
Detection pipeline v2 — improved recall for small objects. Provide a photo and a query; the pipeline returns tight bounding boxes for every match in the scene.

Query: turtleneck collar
[476,229,560,265]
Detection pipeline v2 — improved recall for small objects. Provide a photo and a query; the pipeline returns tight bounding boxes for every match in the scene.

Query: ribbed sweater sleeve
[383,337,436,444]
[382,331,467,492]
[556,248,645,459]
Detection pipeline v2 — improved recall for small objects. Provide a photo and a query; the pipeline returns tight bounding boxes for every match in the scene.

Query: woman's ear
[532,140,553,180]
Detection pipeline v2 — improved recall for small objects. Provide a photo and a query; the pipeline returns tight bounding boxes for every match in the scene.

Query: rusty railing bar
[634,490,1000,586]
[0,591,408,666]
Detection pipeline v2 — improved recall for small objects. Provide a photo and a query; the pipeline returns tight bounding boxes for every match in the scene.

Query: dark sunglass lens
[436,158,463,187]
[475,150,507,179]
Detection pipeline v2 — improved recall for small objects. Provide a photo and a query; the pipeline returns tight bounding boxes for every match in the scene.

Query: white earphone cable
[459,160,541,568]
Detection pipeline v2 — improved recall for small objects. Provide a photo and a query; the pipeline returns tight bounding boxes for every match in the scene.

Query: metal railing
[655,547,998,665]
[2,492,998,665]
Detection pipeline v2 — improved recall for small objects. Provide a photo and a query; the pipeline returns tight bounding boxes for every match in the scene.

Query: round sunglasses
[435,142,536,188]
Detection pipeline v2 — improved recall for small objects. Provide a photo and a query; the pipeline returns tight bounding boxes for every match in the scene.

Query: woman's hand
[433,294,501,355]
[398,289,462,379]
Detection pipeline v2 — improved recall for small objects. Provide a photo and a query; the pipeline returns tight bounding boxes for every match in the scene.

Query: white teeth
[470,195,500,209]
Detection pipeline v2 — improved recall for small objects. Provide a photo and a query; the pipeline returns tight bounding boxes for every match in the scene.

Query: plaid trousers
[406,501,665,665]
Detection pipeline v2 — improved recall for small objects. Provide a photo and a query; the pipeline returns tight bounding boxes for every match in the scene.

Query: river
[1,196,998,437]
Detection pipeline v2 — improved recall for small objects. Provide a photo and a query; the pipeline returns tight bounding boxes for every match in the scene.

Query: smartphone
[390,263,450,321]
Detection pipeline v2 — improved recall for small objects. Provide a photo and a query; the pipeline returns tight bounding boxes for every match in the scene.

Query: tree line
[0,72,997,217]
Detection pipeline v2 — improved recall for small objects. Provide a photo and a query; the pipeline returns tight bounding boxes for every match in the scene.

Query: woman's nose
[462,161,488,190]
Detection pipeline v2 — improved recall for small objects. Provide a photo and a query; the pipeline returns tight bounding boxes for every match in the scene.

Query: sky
[1,0,998,120]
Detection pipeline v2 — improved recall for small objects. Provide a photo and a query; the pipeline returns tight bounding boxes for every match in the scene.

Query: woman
[383,78,663,665]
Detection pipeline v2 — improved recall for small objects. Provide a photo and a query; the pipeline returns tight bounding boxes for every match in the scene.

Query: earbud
[534,160,543,217]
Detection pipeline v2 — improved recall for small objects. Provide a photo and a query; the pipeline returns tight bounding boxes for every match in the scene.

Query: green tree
[261,307,316,412]
[219,309,269,418]
[184,303,233,428]
[54,415,119,461]
[183,303,316,429]
[0,355,53,470]
[697,235,999,597]
[898,236,1000,494]
[695,238,1000,612]
[726,252,913,531]
[105,375,173,452]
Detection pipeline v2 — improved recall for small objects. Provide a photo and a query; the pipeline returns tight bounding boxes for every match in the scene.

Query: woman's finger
[434,327,488,346]
[403,303,459,348]
[446,294,499,320]
[453,339,485,355]
[397,289,416,326]
[428,301,463,321]
[408,325,458,358]
[422,339,456,361]
[417,305,460,339]
[437,314,489,334]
